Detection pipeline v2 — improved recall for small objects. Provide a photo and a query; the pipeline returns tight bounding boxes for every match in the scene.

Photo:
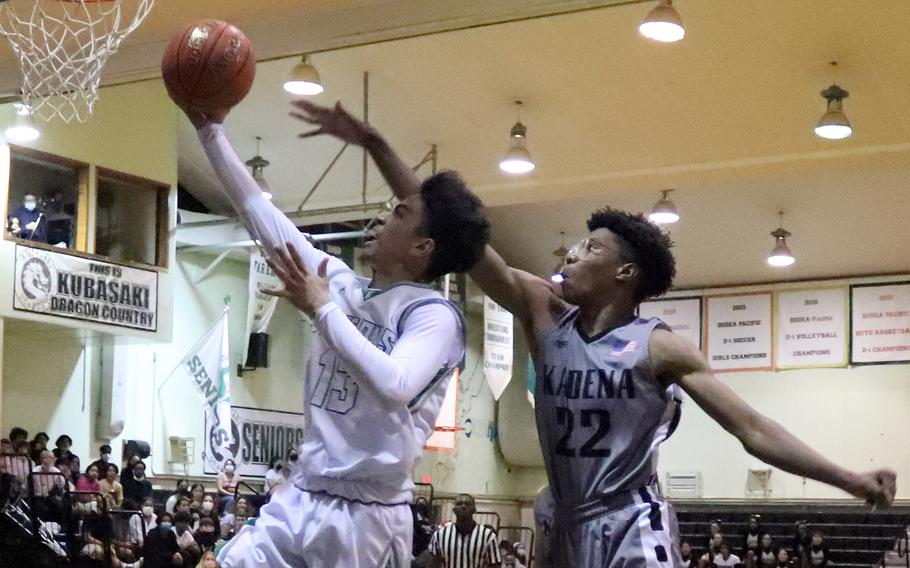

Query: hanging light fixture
[284,55,324,96]
[767,211,796,267]
[5,101,39,142]
[815,62,852,140]
[245,136,273,200]
[639,0,686,43]
[499,100,535,175]
[648,189,680,224]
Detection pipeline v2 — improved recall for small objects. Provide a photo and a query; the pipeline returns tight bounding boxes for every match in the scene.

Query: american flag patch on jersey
[610,340,638,356]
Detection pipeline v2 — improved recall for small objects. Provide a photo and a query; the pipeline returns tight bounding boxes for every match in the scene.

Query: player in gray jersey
[292,101,896,568]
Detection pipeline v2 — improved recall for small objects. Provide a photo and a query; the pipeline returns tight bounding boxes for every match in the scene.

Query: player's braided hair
[586,207,676,303]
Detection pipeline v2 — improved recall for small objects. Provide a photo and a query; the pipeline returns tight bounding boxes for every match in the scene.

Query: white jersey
[199,124,464,505]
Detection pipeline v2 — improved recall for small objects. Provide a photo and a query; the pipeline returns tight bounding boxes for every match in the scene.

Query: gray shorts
[552,487,681,567]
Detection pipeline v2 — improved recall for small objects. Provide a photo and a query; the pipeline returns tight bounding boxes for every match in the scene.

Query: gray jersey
[534,308,681,509]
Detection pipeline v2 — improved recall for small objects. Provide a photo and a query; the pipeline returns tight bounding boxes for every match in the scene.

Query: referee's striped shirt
[429,522,502,568]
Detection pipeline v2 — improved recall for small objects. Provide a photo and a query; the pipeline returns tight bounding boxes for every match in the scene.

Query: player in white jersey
[182,105,490,568]
[309,107,900,567]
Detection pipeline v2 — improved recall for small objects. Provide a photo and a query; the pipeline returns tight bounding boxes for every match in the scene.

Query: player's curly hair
[586,207,676,302]
[419,171,490,280]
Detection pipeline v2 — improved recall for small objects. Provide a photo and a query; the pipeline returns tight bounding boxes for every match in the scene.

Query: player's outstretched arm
[290,99,422,201]
[469,245,557,324]
[649,328,897,507]
[184,109,345,275]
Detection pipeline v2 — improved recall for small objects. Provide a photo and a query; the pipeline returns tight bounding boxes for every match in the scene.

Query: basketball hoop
[0,0,155,122]
[432,426,465,434]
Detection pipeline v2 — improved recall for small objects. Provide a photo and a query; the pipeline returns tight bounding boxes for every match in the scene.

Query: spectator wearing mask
[123,461,153,503]
[174,511,201,566]
[132,497,158,541]
[193,515,219,552]
[808,532,828,567]
[283,447,298,479]
[52,434,77,462]
[757,534,776,568]
[197,494,220,535]
[428,494,502,568]
[264,456,285,497]
[8,193,47,241]
[216,459,241,513]
[121,454,142,484]
[165,479,190,514]
[143,512,182,568]
[680,541,696,568]
[87,444,114,476]
[100,463,124,510]
[713,542,741,568]
[75,463,103,512]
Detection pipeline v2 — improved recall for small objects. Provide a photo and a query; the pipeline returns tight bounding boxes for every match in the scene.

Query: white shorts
[217,483,413,568]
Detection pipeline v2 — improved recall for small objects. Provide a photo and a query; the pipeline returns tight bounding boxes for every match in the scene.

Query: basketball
[161,19,255,113]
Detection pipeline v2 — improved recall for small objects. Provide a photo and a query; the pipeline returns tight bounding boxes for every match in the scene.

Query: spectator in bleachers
[174,511,202,566]
[216,458,241,513]
[714,542,741,567]
[52,434,78,463]
[792,521,811,563]
[513,542,528,566]
[33,431,50,446]
[680,541,696,568]
[31,450,65,496]
[411,496,434,566]
[219,496,253,539]
[87,444,114,476]
[75,462,103,512]
[807,532,828,567]
[101,463,125,509]
[122,454,142,485]
[9,193,47,241]
[196,550,218,568]
[28,439,46,464]
[500,541,527,568]
[143,512,182,568]
[193,515,219,552]
[174,496,193,517]
[69,454,83,485]
[122,498,147,546]
[166,479,191,514]
[264,456,285,498]
[9,427,29,447]
[123,461,153,503]
[137,497,159,539]
[743,515,762,556]
[756,534,776,568]
[197,494,220,535]
[775,548,795,568]
[188,483,206,516]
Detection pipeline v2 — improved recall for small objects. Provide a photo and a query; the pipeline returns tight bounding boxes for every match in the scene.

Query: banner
[850,282,910,364]
[245,252,281,361]
[13,244,158,331]
[775,288,848,369]
[169,311,233,471]
[639,296,703,349]
[705,292,773,372]
[204,406,305,477]
[483,296,513,400]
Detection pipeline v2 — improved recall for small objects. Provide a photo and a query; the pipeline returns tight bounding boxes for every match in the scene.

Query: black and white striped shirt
[429,522,502,568]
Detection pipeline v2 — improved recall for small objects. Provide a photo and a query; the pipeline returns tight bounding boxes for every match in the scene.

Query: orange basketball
[161,19,255,113]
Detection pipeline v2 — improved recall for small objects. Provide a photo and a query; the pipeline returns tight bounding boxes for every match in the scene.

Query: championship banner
[13,244,158,331]
[705,292,773,372]
[850,282,910,365]
[204,406,305,477]
[245,252,281,361]
[775,288,848,369]
[169,311,233,470]
[483,296,513,400]
[639,296,703,349]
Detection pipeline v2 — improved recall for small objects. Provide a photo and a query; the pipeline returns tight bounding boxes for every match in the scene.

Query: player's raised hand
[845,469,897,508]
[290,100,372,145]
[178,104,230,130]
[262,243,331,318]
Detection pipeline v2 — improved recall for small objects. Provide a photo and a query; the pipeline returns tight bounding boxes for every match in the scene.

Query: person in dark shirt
[122,460,153,503]
[8,193,47,242]
[87,444,113,477]
[143,512,181,568]
[808,532,829,567]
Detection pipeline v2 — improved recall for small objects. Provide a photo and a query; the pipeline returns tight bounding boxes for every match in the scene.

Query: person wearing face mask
[264,456,285,498]
[8,193,47,242]
[144,512,182,568]
[127,497,157,546]
[196,550,219,568]
[87,444,113,476]
[100,464,124,510]
[123,460,153,502]
[174,511,202,566]
[216,459,242,513]
[194,515,220,552]
[283,447,298,480]
[197,494,221,535]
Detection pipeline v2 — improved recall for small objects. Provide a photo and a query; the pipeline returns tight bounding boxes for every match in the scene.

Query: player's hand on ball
[262,242,331,318]
[179,104,229,130]
[847,469,896,508]
[291,100,372,146]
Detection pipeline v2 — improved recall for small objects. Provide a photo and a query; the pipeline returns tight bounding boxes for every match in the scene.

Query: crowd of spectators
[680,516,830,568]
[0,426,304,568]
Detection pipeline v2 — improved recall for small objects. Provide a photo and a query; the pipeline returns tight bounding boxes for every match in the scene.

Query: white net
[0,0,154,123]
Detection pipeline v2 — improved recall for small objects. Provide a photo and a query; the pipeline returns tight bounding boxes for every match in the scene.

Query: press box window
[6,146,85,249]
[95,168,168,268]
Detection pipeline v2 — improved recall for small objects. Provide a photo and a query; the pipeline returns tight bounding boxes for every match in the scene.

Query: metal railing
[499,526,536,567]
[0,453,33,485]
[880,526,909,568]
[475,510,501,532]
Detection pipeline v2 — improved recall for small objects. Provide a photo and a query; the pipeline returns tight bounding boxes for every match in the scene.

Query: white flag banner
[483,296,513,400]
[244,252,281,361]
[172,311,234,470]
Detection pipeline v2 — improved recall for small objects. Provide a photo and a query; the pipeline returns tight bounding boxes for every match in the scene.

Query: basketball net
[0,0,154,123]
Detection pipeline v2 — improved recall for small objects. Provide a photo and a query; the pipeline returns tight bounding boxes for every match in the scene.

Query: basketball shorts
[552,486,681,567]
[217,482,413,568]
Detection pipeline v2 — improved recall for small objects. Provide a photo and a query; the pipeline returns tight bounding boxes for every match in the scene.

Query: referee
[428,494,502,568]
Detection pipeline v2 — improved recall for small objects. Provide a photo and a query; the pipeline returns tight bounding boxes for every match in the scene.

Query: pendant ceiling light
[648,189,680,224]
[284,55,324,96]
[245,136,273,200]
[815,62,852,140]
[639,0,686,43]
[767,212,796,267]
[5,101,39,142]
[499,100,535,175]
